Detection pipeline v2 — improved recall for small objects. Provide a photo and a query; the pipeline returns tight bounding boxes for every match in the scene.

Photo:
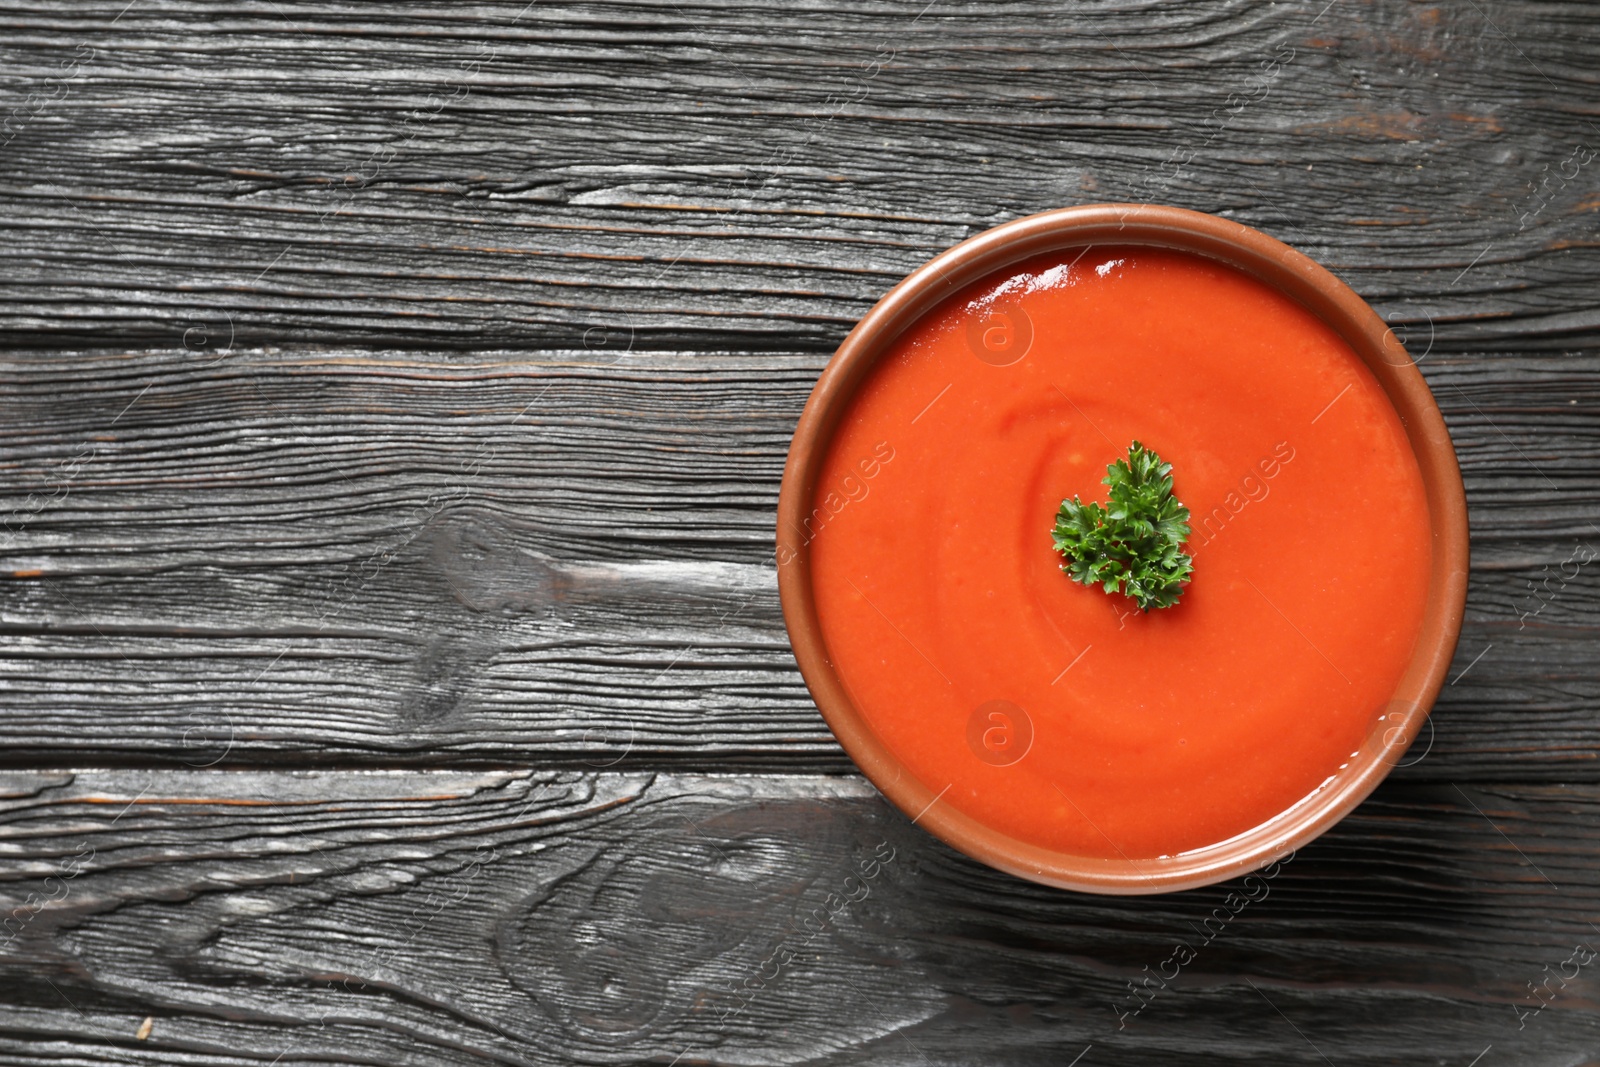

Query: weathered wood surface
[0,1,1596,351]
[0,350,1600,777]
[2,0,1599,1064]
[2,769,1600,1066]
[0,348,1598,776]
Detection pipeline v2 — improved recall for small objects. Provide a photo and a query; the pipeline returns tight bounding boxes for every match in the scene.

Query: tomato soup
[806,246,1431,860]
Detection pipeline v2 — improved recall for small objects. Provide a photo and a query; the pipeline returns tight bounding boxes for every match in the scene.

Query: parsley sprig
[1051,441,1193,611]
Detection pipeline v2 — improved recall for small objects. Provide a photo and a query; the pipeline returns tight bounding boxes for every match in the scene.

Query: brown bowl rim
[776,203,1469,895]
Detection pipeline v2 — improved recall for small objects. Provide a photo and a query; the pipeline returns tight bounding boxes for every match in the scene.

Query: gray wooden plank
[0,347,1596,775]
[0,768,1597,1065]
[0,1,1596,350]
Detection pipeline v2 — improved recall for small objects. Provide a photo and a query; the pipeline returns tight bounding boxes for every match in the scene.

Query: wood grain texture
[0,347,1594,775]
[0,1,1597,350]
[2,2,1599,1062]
[1,769,1599,1066]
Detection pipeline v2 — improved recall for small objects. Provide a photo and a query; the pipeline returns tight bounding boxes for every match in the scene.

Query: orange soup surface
[807,247,1431,859]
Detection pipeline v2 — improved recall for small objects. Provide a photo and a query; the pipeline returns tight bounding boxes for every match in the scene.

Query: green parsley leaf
[1051,441,1194,611]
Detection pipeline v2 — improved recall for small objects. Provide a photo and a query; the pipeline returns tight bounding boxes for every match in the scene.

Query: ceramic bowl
[776,204,1468,894]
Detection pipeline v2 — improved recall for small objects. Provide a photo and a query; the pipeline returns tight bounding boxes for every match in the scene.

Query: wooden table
[1,3,1596,1064]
